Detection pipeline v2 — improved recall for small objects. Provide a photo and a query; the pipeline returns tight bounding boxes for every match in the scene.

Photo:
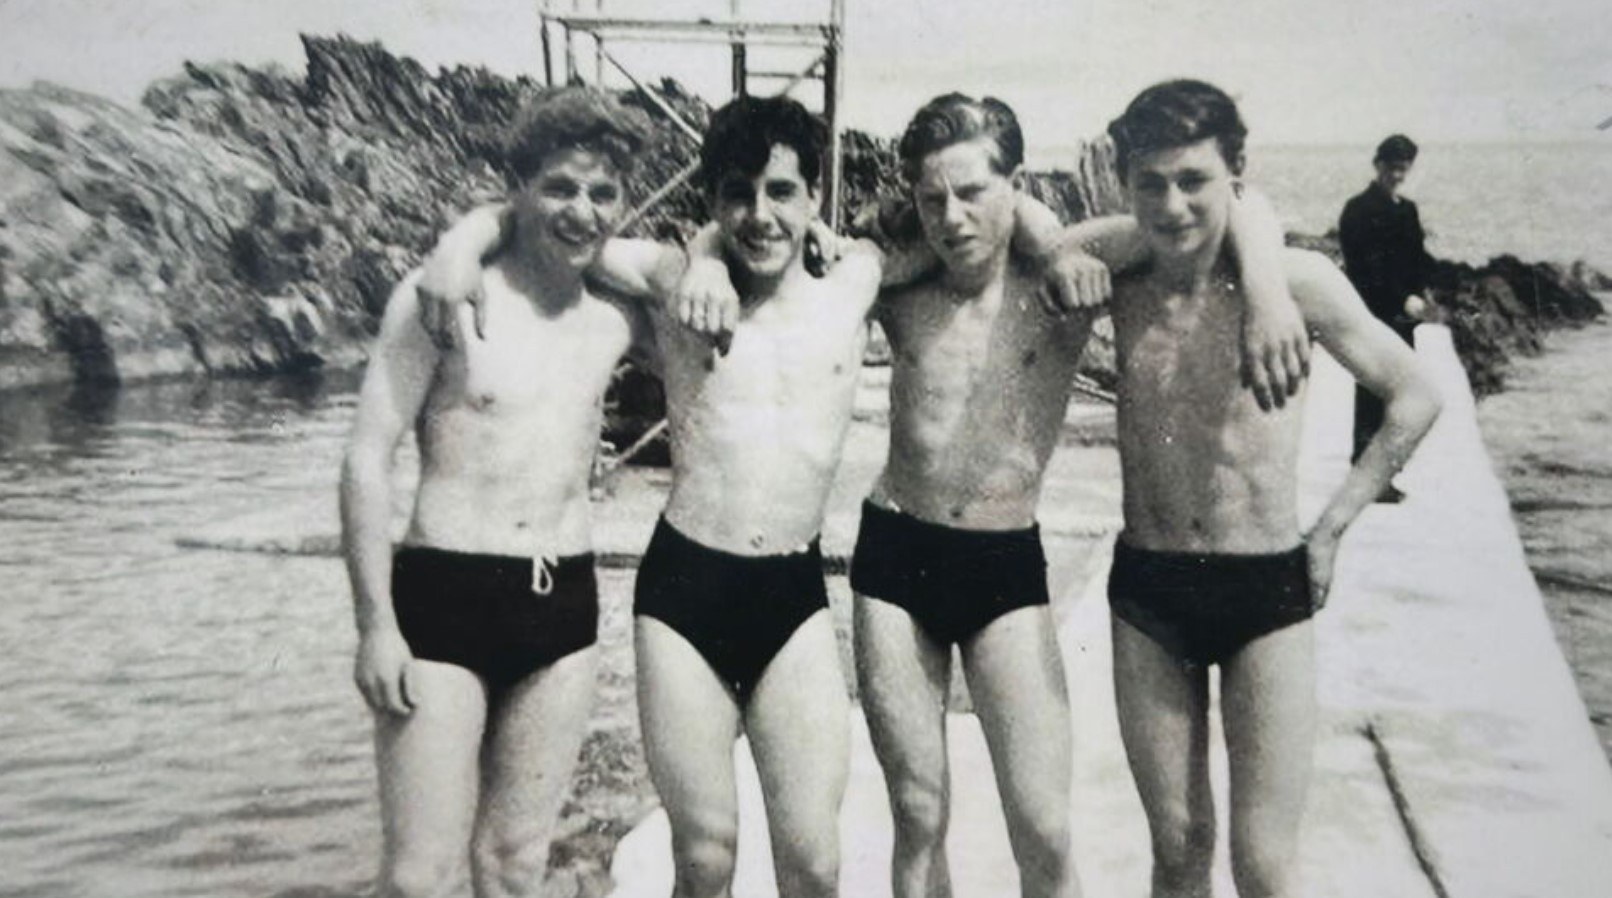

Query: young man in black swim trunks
[1102,80,1441,898]
[339,88,658,898]
[411,94,884,897]
[672,91,1310,898]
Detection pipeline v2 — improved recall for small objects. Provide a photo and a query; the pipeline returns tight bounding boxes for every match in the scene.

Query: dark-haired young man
[1102,81,1441,898]
[1339,134,1437,501]
[340,87,657,898]
[844,94,1305,898]
[672,91,1310,898]
[413,94,883,898]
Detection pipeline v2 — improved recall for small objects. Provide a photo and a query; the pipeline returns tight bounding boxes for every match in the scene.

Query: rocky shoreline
[7,34,1601,406]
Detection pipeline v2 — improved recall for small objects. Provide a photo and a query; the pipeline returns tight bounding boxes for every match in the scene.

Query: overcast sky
[1,0,1607,147]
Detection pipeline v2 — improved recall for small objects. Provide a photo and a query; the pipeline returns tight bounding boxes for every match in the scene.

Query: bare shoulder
[1281,248,1360,320]
[376,269,428,341]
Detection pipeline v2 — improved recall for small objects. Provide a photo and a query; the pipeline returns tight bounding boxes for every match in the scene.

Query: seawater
[1036,140,1612,272]
[0,375,380,897]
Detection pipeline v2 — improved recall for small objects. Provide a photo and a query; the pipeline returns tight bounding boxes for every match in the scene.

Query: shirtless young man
[674,93,1309,898]
[416,95,886,898]
[339,89,656,898]
[1101,81,1441,898]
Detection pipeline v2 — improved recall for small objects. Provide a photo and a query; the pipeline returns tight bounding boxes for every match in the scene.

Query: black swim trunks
[1107,538,1315,667]
[391,546,599,691]
[634,517,828,704]
[849,500,1050,646]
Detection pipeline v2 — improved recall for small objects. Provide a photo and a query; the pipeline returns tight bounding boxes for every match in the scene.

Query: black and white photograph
[1,1,1608,896]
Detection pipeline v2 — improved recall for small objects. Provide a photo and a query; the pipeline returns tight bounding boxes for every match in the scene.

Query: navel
[949,506,965,520]
[750,533,767,550]
[1022,349,1038,369]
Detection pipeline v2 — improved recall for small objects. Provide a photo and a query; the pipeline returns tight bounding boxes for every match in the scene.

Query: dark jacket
[1338,182,1435,328]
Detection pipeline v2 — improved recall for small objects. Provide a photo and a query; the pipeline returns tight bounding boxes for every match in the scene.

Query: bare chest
[886,279,1081,401]
[661,286,867,409]
[438,292,634,416]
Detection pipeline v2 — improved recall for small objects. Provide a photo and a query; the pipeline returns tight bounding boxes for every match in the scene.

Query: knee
[1231,838,1297,898]
[1150,808,1215,888]
[773,836,840,898]
[380,852,462,898]
[471,829,551,898]
[888,775,950,847]
[670,817,739,897]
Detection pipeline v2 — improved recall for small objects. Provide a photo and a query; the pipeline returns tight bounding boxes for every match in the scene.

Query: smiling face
[1125,136,1238,264]
[511,147,625,275]
[911,137,1020,276]
[709,143,818,283]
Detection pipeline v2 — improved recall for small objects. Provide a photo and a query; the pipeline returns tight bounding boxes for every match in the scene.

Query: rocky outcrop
[1288,232,1606,396]
[0,37,700,391]
[10,32,1587,405]
[0,36,1126,395]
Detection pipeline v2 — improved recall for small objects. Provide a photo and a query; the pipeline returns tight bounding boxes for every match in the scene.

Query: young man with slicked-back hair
[1103,80,1440,898]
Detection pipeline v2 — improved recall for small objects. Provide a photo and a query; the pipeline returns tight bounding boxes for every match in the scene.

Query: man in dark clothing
[1339,134,1435,501]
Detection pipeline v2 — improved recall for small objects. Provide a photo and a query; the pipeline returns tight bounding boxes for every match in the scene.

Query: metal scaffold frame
[539,0,847,229]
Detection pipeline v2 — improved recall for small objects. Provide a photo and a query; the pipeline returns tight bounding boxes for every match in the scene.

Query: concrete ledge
[608,326,1612,897]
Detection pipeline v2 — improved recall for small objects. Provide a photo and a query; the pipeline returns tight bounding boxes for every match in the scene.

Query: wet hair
[1107,79,1247,180]
[1374,134,1419,165]
[897,93,1024,181]
[698,95,827,192]
[504,87,650,185]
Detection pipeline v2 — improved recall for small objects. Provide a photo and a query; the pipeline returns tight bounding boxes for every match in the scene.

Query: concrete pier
[607,326,1612,897]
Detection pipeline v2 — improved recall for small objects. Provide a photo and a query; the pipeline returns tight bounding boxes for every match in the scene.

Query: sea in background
[1,141,1609,896]
[1035,140,1612,272]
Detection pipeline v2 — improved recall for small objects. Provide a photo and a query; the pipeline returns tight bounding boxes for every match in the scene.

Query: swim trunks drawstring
[531,552,558,596]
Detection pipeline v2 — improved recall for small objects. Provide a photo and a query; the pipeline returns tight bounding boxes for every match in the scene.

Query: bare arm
[339,273,439,716]
[416,203,512,346]
[1290,250,1442,603]
[1226,186,1310,409]
[1020,186,1308,405]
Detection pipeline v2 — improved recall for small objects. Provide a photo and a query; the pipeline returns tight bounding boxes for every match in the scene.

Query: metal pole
[540,12,554,86]
[729,0,745,96]
[564,24,577,83]
[598,44,705,143]
[594,0,605,83]
[824,0,847,229]
[616,159,702,236]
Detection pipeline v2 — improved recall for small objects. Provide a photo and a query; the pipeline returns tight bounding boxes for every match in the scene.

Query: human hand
[1038,250,1112,316]
[354,629,416,716]
[804,219,845,279]
[1404,294,1430,321]
[672,255,739,355]
[1240,294,1311,411]
[1304,530,1341,612]
[417,248,486,350]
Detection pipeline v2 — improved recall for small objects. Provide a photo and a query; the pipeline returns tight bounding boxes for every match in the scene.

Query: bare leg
[854,594,954,898]
[471,646,600,898]
[636,617,744,898]
[1221,623,1315,898]
[962,605,1079,898]
[1111,618,1215,898]
[746,610,851,898]
[374,660,488,898]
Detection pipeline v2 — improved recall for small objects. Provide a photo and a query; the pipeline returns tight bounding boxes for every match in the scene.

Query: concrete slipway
[607,326,1612,897]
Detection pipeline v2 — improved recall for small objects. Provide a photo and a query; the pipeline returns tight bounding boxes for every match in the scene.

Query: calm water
[1475,317,1612,759]
[0,375,383,898]
[1250,141,1612,273]
[3,139,1608,896]
[1038,140,1612,271]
